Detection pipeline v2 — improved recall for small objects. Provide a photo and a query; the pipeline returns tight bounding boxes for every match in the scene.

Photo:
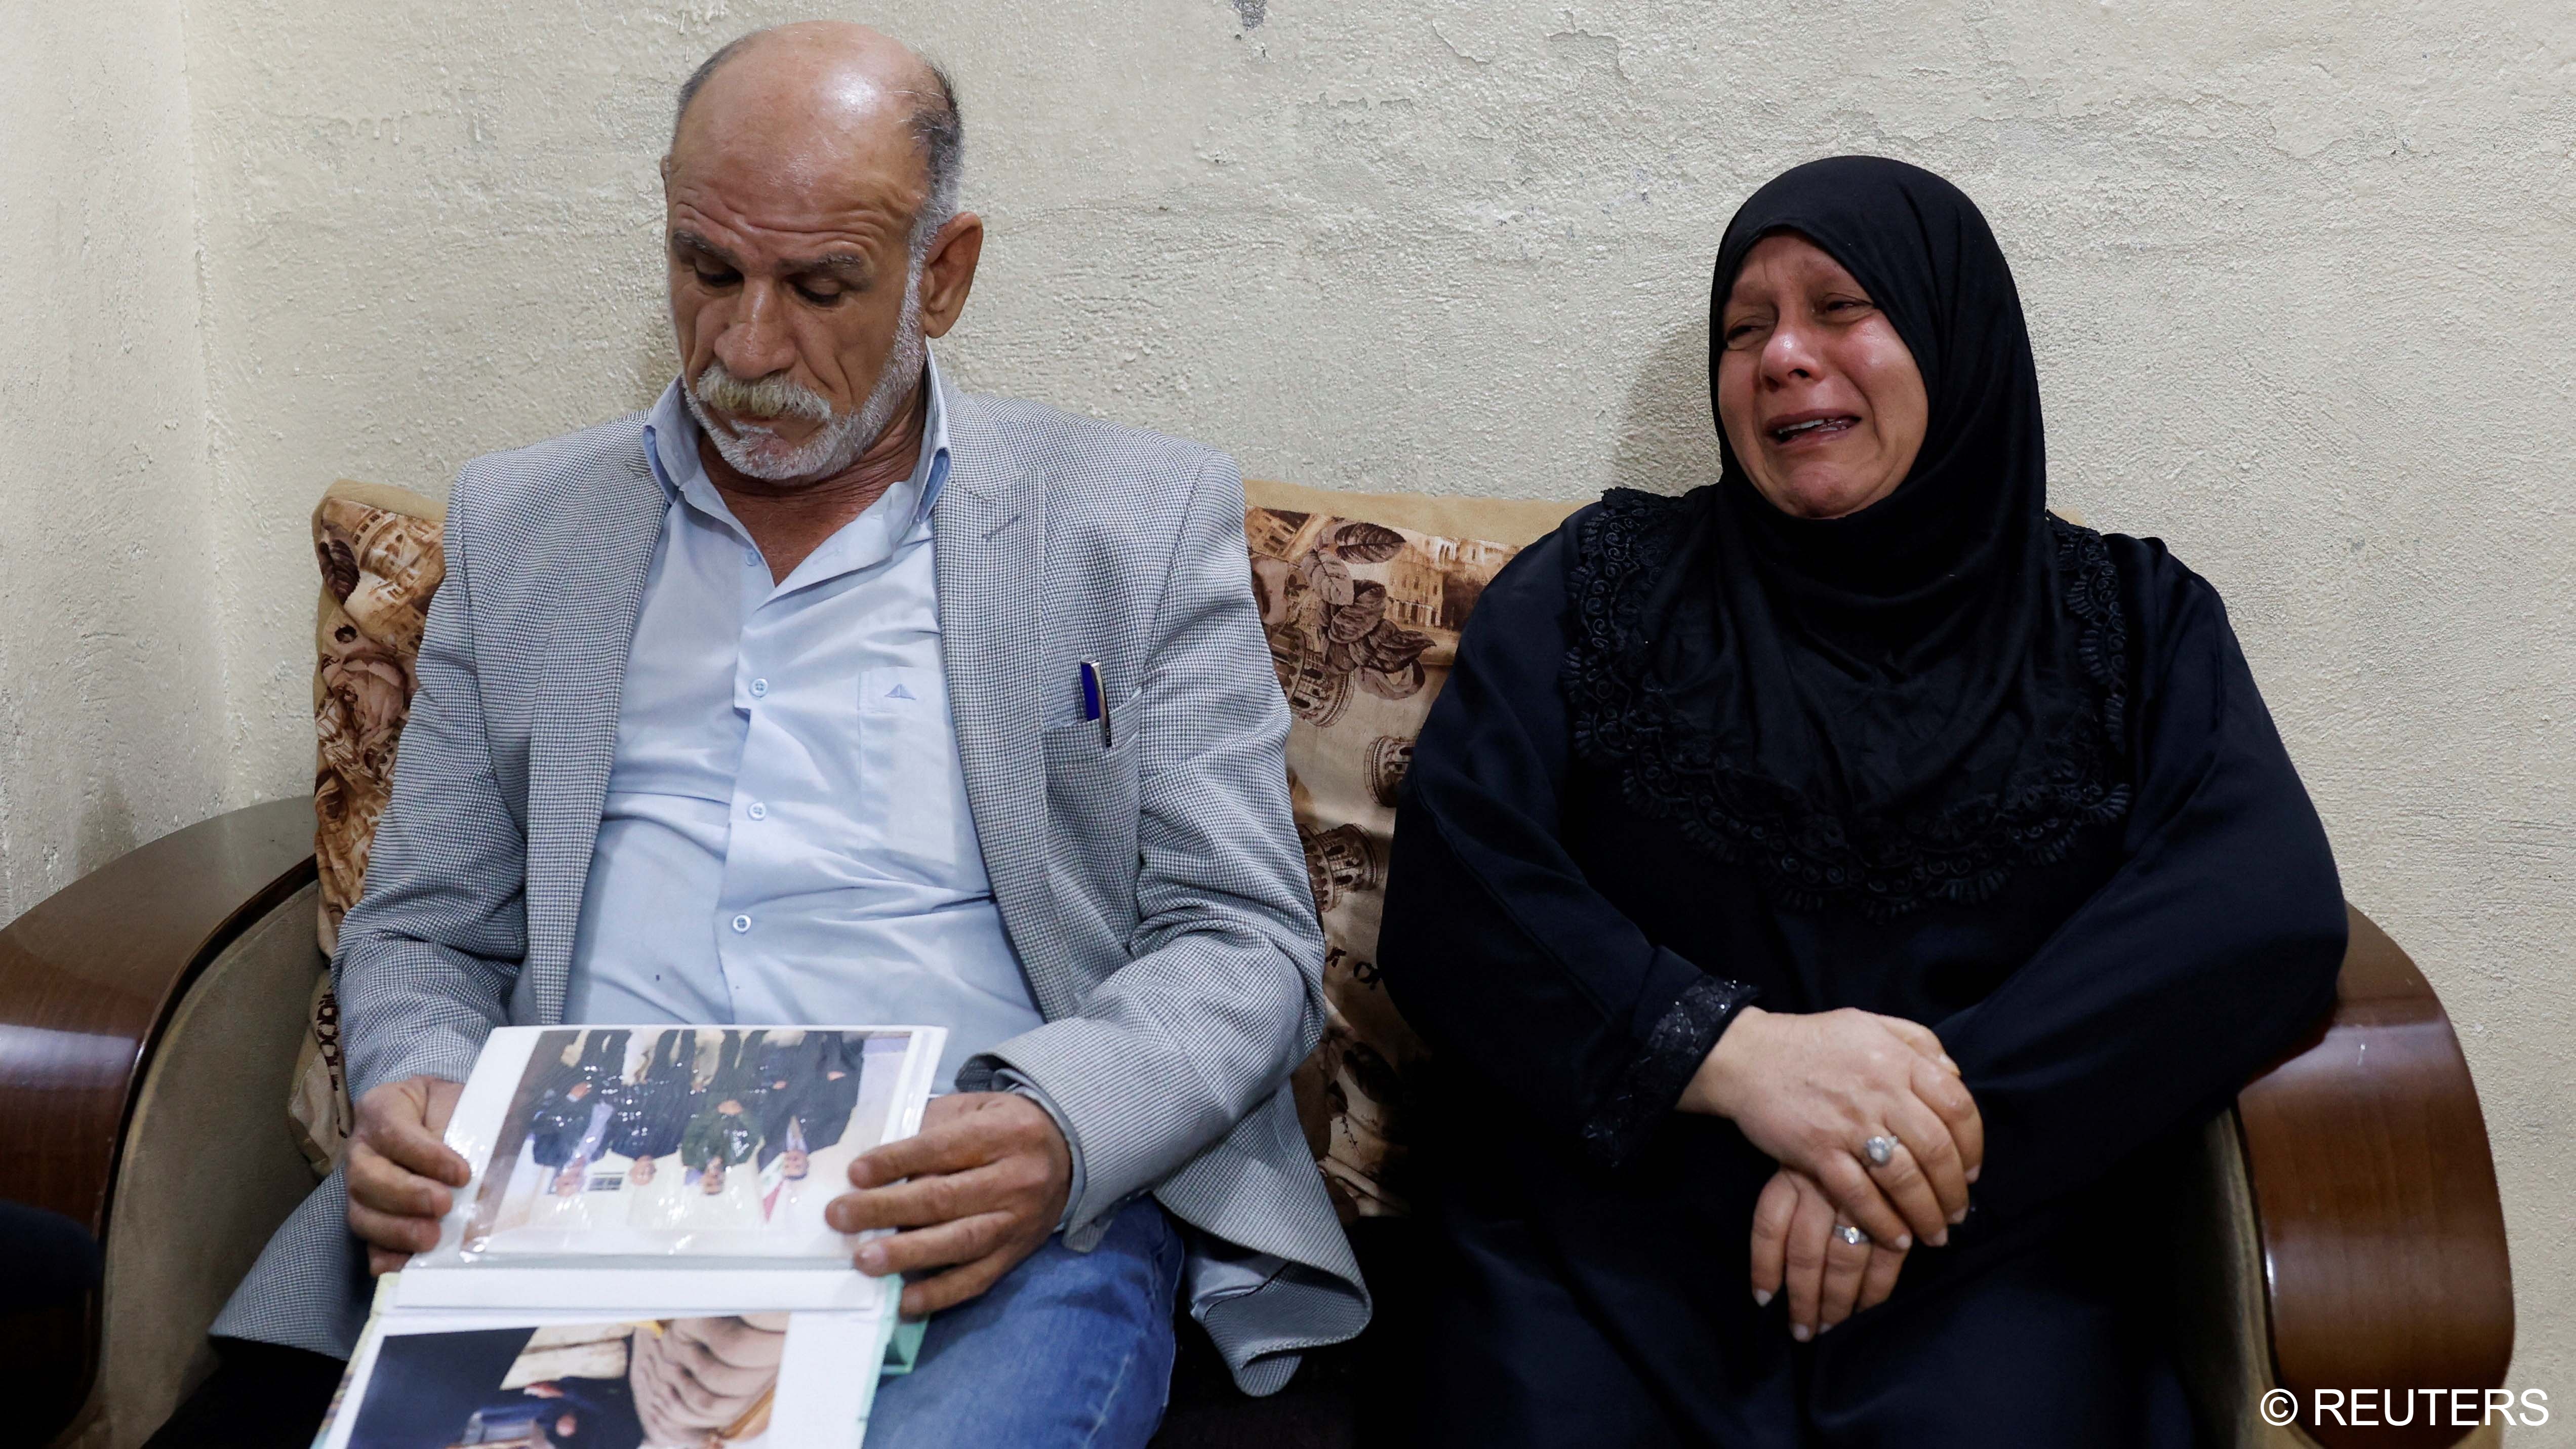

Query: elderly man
[149,21,1363,1449]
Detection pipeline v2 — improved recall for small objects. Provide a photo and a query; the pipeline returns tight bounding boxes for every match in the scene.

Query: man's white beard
[683,272,926,485]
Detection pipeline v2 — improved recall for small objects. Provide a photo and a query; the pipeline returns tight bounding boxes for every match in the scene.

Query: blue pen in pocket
[1079,659,1111,748]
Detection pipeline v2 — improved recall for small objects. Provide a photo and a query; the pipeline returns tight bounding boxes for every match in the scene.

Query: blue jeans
[868,1199,1184,1448]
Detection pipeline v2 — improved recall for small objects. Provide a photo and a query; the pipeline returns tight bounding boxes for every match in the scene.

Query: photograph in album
[453,1026,931,1259]
[315,1311,889,1449]
[345,1317,776,1449]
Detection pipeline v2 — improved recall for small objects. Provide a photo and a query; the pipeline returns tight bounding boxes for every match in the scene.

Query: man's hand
[1680,1006,1982,1252]
[1750,1168,1910,1341]
[826,1093,1072,1318]
[346,1074,469,1275]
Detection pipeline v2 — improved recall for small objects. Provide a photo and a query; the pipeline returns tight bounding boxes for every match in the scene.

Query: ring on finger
[1834,1223,1870,1247]
[1862,1135,1899,1167]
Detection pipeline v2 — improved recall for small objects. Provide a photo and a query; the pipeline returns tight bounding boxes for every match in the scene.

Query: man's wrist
[353,1042,479,1109]
[992,1073,1085,1232]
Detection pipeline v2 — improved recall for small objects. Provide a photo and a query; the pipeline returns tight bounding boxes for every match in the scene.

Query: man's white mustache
[691,363,834,424]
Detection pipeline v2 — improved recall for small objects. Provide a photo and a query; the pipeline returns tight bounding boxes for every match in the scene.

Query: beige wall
[0,1,231,918]
[7,0,2571,1425]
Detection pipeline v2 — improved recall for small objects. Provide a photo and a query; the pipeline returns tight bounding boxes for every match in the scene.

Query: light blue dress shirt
[552,355,1044,1091]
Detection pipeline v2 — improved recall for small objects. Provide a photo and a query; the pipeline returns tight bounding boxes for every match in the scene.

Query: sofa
[0,476,2514,1449]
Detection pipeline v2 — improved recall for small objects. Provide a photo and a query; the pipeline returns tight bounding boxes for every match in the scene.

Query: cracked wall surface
[7,0,2573,1418]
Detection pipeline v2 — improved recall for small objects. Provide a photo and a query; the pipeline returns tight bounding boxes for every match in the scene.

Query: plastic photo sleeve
[421,1025,946,1264]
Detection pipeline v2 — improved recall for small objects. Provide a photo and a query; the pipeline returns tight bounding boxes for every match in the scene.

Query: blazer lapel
[935,391,1072,1017]
[524,436,665,1024]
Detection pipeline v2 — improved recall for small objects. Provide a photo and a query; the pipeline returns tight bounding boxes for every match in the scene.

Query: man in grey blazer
[158,21,1364,1449]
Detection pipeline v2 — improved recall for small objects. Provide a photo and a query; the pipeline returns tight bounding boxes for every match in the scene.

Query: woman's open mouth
[1767,413,1860,447]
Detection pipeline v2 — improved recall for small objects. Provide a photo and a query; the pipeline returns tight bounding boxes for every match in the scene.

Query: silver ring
[1863,1135,1898,1168]
[1835,1224,1869,1247]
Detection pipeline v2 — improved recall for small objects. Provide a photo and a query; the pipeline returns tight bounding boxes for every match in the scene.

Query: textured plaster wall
[12,0,2573,1423]
[0,2,231,919]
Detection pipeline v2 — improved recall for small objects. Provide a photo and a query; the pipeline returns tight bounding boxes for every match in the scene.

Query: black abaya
[1374,157,2346,1447]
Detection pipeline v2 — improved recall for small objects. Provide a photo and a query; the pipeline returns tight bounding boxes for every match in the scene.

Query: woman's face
[1715,233,1928,519]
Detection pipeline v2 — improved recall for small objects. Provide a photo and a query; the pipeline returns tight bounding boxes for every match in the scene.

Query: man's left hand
[828,1092,1072,1317]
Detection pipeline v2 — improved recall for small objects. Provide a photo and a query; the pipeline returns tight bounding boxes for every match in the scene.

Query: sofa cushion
[300,479,445,1172]
[312,480,446,954]
[1241,479,1579,1218]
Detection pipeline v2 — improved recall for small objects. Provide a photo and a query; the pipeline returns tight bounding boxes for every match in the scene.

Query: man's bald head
[658,21,984,490]
[671,21,962,254]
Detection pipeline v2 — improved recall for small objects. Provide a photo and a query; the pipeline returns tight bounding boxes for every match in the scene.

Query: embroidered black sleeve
[1580,974,1762,1170]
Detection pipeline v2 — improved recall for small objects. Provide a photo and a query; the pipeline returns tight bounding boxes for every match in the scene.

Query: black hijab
[1571,156,2129,915]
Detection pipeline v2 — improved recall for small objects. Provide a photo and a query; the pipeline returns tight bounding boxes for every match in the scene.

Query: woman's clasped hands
[1678,1006,1984,1340]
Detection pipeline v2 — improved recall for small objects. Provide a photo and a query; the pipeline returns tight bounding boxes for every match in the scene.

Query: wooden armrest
[2234,904,2514,1447]
[0,797,317,1445]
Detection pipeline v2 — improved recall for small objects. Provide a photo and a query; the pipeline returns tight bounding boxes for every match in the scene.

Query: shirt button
[744,549,761,567]
[746,802,768,821]
[749,677,769,698]
[730,913,752,934]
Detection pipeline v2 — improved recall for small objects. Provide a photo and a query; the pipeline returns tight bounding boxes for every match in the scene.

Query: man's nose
[710,281,797,381]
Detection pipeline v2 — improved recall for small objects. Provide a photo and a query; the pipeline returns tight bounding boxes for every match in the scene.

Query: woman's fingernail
[1817,1321,1834,1335]
[1949,1207,1967,1225]
[1791,1323,1812,1343]
[1965,1166,1980,1184]
[1940,1055,1959,1073]
[1928,1230,1948,1248]
[1752,1289,1773,1307]
[1894,1233,1912,1251]
[857,1243,887,1273]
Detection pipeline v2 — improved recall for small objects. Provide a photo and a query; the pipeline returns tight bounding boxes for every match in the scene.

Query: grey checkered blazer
[212,372,1368,1393]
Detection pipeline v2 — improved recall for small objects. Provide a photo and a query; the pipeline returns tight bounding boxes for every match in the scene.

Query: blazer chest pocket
[1041,690,1142,927]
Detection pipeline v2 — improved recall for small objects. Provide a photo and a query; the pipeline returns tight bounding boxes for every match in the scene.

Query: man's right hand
[346,1074,470,1275]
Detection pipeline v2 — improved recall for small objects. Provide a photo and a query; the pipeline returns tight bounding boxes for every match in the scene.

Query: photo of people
[336,1317,784,1449]
[459,1027,918,1257]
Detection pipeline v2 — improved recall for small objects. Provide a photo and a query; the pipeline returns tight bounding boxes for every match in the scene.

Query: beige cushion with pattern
[299,479,446,1174]
[1243,478,1582,1217]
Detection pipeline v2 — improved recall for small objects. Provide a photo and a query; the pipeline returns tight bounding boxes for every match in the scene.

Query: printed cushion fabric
[1243,478,1581,1218]
[301,479,447,1172]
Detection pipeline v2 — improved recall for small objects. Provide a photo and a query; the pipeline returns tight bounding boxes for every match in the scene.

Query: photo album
[314,1024,947,1449]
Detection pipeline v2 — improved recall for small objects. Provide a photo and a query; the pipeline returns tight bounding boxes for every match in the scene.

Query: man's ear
[917,212,984,341]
